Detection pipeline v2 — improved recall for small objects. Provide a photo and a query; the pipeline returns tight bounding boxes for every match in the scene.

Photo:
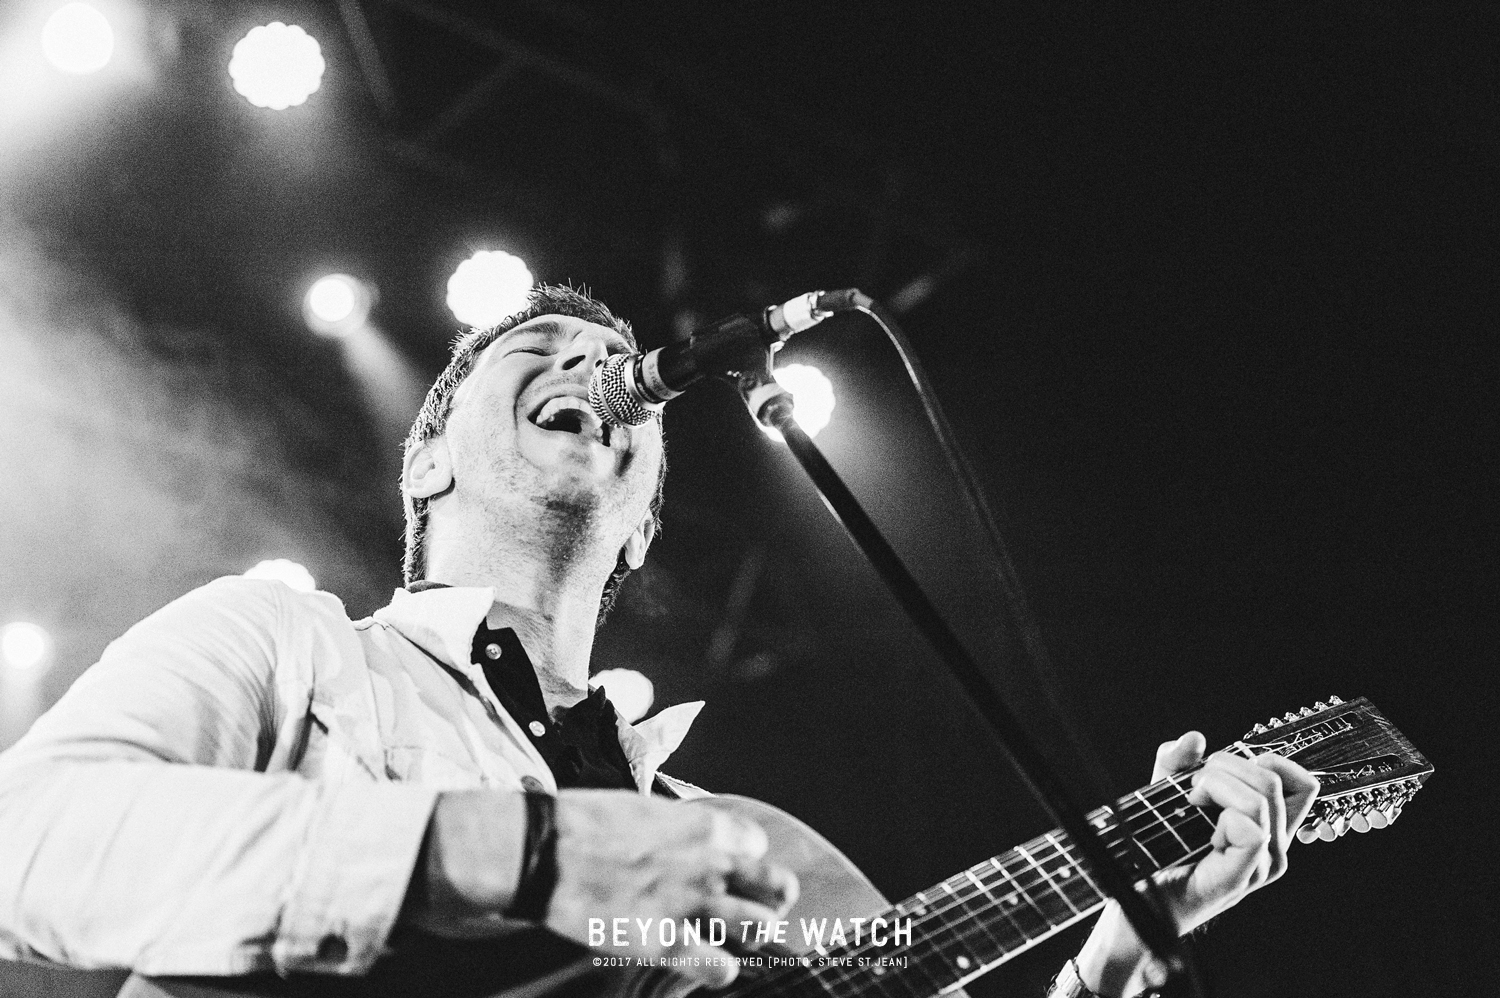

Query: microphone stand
[725,354,1204,997]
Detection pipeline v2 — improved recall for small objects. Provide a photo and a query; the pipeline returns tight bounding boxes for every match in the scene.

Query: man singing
[0,286,1317,998]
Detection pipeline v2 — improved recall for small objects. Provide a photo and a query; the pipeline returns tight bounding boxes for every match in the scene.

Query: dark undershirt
[468,620,639,791]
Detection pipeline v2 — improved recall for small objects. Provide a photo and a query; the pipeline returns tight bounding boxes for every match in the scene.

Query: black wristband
[506,791,558,921]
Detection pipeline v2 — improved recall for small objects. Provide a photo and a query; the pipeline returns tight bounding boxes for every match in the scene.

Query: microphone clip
[681,313,800,431]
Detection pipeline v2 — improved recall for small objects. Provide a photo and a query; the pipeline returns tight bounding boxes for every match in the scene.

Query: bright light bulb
[303,274,370,336]
[1,622,51,672]
[228,23,325,110]
[41,3,114,75]
[592,668,655,723]
[446,250,534,329]
[308,276,356,323]
[243,559,317,593]
[760,364,836,441]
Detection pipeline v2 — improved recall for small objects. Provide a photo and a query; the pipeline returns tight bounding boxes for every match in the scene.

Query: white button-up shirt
[0,577,704,978]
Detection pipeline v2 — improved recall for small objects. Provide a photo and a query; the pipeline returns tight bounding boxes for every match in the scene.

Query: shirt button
[520,775,546,793]
[484,643,503,660]
[528,720,547,738]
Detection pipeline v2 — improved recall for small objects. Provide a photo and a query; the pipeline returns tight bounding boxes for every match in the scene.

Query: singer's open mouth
[529,395,612,447]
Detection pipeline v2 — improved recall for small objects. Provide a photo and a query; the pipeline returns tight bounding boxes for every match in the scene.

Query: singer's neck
[423,503,611,715]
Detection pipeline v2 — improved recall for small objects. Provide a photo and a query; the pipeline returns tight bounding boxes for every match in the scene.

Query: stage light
[303,274,371,336]
[228,22,325,110]
[446,250,534,329]
[309,276,356,323]
[243,558,317,592]
[41,3,114,75]
[1,622,51,673]
[592,668,655,723]
[760,363,836,442]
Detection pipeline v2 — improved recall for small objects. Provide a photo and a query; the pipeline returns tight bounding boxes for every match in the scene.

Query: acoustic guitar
[124,696,1430,998]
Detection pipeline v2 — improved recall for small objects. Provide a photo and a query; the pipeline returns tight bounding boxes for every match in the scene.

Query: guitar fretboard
[734,767,1225,998]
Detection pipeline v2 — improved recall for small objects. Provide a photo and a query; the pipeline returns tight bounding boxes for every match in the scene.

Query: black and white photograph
[0,3,1491,997]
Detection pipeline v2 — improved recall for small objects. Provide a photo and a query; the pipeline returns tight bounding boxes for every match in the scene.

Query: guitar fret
[959,870,1012,954]
[934,875,1010,978]
[906,886,979,994]
[1132,788,1191,856]
[990,856,1049,937]
[981,857,1036,943]
[825,955,925,998]
[851,945,942,998]
[1015,843,1080,918]
[795,970,846,998]
[1043,832,1105,906]
[795,821,1148,998]
[1126,821,1162,868]
[808,775,1217,998]
[1161,773,1218,838]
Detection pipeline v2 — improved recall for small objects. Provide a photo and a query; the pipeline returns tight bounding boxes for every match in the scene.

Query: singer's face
[444,314,663,525]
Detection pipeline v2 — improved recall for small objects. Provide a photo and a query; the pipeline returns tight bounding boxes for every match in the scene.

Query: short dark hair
[401,284,665,624]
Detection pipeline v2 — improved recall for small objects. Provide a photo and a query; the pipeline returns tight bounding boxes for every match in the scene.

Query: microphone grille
[589,353,657,427]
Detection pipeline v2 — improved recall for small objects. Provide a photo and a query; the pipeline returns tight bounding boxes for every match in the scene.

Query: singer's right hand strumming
[403,790,799,988]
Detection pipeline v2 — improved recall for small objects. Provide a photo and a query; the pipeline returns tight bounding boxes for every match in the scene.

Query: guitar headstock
[1238,696,1432,843]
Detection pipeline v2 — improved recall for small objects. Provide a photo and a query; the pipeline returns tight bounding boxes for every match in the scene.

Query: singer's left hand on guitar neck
[1071,731,1320,997]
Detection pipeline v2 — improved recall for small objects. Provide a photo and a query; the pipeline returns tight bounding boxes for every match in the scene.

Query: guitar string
[867,730,1377,985]
[811,758,1395,998]
[734,731,1353,998]
[801,821,1219,998]
[726,773,1218,998]
[728,776,1206,998]
[810,818,1197,995]
[799,742,1329,998]
[818,840,1225,998]
[730,836,1115,998]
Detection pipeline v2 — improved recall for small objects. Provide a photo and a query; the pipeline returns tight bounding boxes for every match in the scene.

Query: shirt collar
[372,585,704,792]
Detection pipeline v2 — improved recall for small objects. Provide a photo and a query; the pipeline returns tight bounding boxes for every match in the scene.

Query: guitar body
[121,796,891,998]
[708,794,890,927]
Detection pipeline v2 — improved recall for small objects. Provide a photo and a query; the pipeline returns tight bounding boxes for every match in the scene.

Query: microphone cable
[799,288,1208,998]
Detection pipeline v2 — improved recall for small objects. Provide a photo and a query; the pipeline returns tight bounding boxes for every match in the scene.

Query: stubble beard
[500,456,637,586]
[536,488,604,581]
[476,420,655,589]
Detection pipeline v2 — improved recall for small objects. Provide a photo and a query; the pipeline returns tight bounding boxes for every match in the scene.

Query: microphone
[589,291,840,427]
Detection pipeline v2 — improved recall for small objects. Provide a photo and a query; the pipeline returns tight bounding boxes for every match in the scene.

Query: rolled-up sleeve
[0,577,438,976]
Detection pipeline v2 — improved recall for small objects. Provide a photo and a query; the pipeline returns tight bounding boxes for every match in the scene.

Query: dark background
[0,1,1494,995]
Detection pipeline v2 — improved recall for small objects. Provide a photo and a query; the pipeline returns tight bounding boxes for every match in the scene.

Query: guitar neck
[769,771,1220,998]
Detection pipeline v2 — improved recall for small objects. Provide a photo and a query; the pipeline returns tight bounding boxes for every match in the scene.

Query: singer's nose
[560,332,611,373]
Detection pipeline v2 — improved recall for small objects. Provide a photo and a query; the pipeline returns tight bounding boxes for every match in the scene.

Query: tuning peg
[1266,717,1282,728]
[1316,819,1338,842]
[1283,712,1299,723]
[1350,811,1371,833]
[1244,722,1268,738]
[1367,808,1390,829]
[1299,706,1315,717]
[1313,701,1329,711]
[1328,695,1343,704]
[1295,823,1320,844]
[1331,814,1348,836]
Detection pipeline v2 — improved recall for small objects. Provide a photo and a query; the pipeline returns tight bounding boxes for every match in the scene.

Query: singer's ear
[403,435,453,500]
[621,514,657,571]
